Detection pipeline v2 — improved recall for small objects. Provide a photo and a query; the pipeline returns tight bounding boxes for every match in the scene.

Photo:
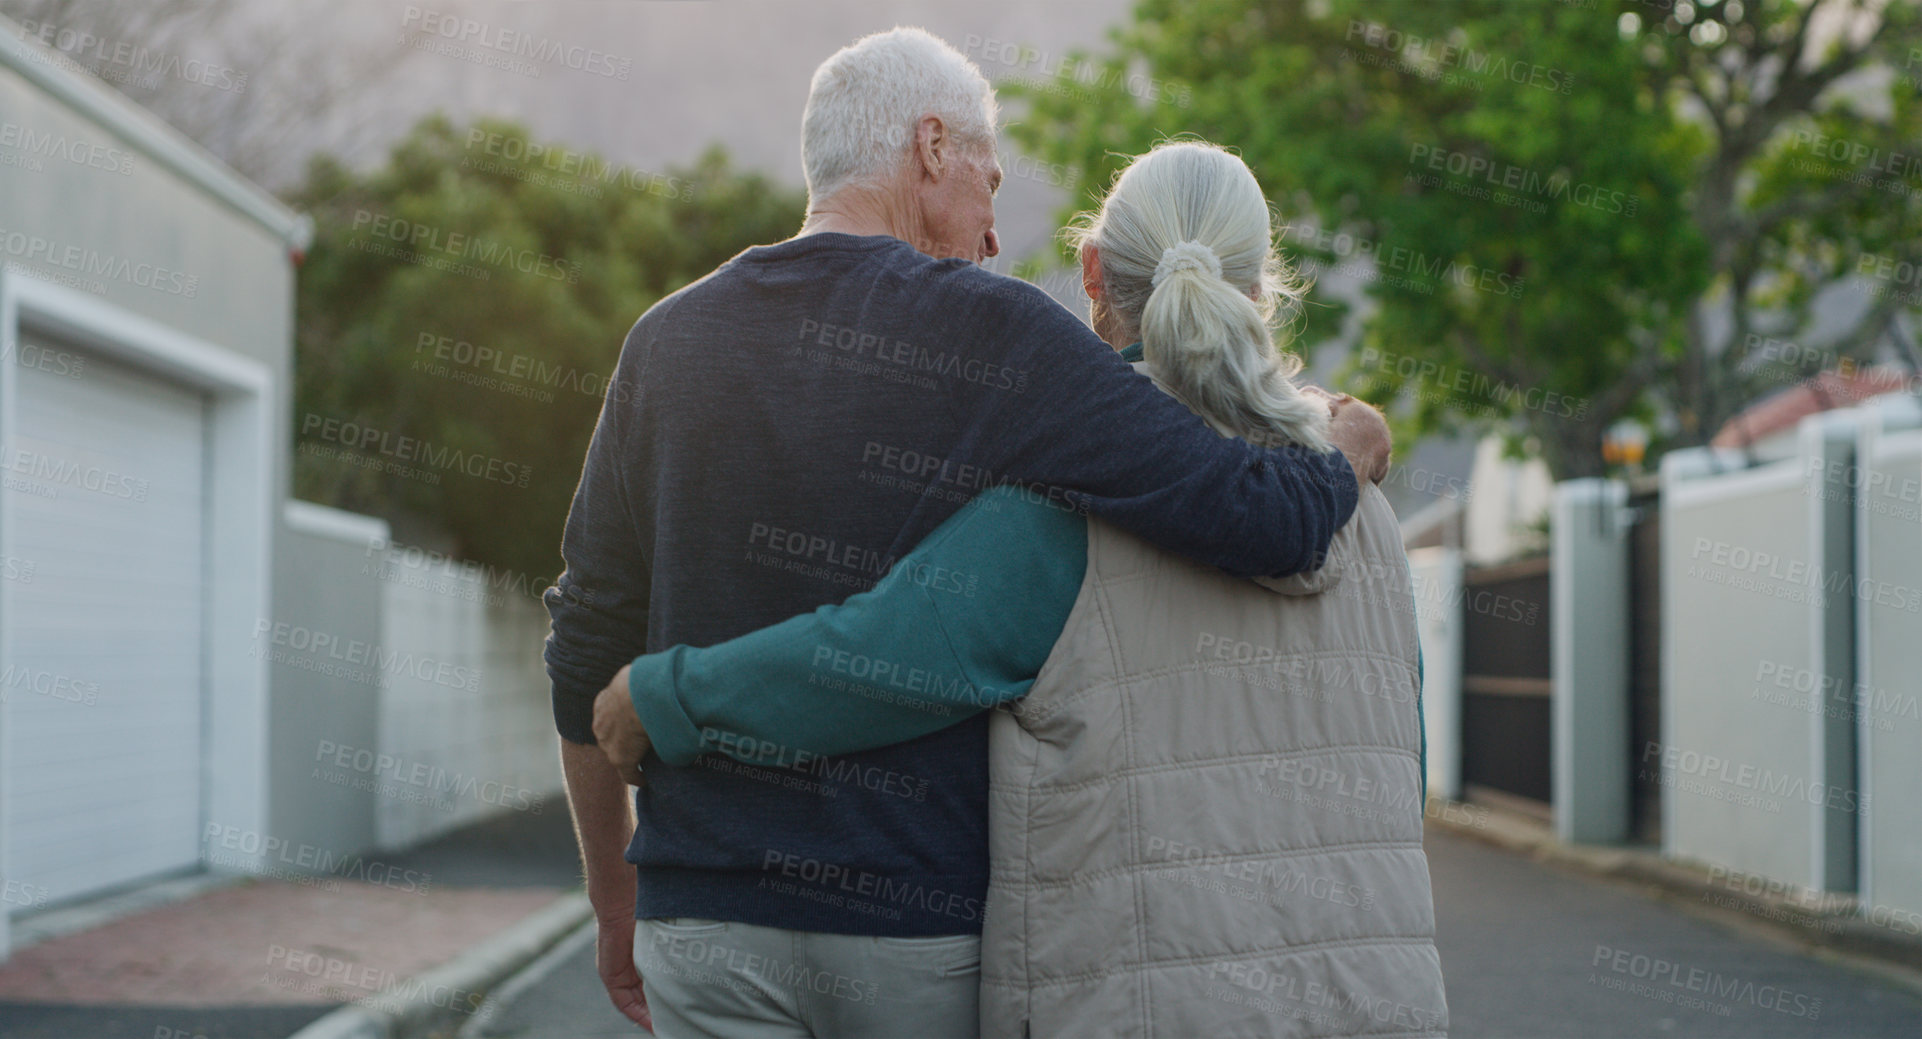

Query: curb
[456,917,597,1039]
[286,891,593,1039]
[1425,798,1922,979]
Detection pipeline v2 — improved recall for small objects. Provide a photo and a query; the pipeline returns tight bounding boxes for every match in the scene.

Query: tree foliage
[1005,0,1922,476]
[290,115,806,580]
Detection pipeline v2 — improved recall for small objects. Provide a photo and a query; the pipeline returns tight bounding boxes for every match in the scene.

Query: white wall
[1854,402,1922,925]
[372,547,563,850]
[1409,546,1463,803]
[1661,458,1821,887]
[1657,406,1906,897]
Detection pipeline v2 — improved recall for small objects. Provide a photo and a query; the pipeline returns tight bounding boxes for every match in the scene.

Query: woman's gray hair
[1066,141,1329,452]
[801,28,999,204]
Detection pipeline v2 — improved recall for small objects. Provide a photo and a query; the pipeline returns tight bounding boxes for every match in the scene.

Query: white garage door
[3,340,209,906]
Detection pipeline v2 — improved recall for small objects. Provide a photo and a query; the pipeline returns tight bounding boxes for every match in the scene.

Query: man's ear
[913,114,948,182]
[1081,243,1105,303]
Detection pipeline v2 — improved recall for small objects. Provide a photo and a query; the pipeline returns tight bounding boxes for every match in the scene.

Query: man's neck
[799,184,924,250]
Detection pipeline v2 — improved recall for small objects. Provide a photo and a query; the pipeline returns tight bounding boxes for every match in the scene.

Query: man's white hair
[801,27,999,204]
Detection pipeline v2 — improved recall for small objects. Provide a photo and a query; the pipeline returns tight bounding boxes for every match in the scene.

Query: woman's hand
[592,664,652,786]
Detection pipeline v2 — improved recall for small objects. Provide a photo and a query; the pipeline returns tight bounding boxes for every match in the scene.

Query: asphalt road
[473,826,1922,1039]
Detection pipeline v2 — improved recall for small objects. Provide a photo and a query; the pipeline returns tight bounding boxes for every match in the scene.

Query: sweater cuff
[628,647,707,767]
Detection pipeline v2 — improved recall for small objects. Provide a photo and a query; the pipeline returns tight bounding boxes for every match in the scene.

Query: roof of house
[1711,366,1919,450]
[0,15,309,250]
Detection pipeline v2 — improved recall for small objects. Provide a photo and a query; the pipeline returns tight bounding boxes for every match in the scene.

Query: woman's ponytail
[1067,142,1329,452]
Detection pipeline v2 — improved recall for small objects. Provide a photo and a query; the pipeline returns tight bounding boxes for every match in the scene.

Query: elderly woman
[602,140,1447,1038]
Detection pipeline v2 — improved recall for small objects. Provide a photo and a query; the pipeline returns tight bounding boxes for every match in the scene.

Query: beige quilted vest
[979,443,1448,1037]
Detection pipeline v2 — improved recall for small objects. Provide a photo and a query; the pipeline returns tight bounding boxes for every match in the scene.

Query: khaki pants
[633,917,980,1038]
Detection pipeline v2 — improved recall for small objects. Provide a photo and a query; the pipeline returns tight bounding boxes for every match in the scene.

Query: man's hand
[1316,389,1392,485]
[592,664,652,786]
[595,913,653,1031]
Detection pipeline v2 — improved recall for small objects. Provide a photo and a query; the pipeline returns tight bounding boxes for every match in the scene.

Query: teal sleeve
[627,485,1088,767]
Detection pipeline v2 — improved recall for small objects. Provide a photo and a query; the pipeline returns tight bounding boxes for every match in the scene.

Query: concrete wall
[372,545,562,851]
[266,504,390,860]
[1409,546,1463,803]
[1658,408,1901,895]
[1854,402,1922,925]
[1551,480,1630,844]
[263,504,564,863]
[1661,454,1826,888]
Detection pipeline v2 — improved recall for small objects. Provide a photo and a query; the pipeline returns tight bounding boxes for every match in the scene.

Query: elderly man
[545,27,1389,1038]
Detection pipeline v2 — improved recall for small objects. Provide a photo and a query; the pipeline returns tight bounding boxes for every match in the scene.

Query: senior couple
[545,26,1447,1039]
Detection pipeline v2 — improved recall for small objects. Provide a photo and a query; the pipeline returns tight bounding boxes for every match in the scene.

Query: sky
[313,0,1143,275]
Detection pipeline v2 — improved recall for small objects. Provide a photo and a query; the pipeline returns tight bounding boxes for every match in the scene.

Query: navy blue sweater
[543,232,1358,936]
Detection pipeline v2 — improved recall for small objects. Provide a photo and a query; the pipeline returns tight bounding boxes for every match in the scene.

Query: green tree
[1006,0,1921,476]
[290,115,805,581]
